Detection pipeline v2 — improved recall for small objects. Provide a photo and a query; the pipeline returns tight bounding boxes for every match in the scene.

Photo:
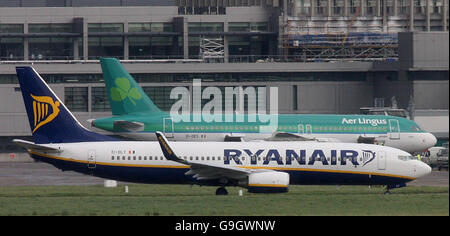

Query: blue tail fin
[16,66,117,144]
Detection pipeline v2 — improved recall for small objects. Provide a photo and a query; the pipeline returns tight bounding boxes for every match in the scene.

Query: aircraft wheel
[384,186,391,195]
[216,187,228,195]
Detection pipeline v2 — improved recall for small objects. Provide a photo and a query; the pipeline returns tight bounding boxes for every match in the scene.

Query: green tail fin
[100,58,164,115]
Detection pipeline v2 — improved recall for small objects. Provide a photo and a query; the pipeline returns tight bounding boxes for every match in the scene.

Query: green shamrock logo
[110,77,142,105]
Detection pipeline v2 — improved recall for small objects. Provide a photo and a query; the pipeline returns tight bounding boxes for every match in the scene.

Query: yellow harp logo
[31,94,61,133]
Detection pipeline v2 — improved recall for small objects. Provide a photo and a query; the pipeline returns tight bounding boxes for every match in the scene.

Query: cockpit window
[398,155,418,161]
[410,125,423,132]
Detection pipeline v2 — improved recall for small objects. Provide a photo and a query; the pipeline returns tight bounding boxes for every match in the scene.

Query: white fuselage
[30,140,432,186]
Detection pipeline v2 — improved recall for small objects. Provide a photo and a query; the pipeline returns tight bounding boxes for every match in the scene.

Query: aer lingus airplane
[13,66,431,195]
[89,58,436,154]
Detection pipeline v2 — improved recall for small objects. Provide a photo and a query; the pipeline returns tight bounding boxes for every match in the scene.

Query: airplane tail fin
[16,66,117,144]
[100,58,164,115]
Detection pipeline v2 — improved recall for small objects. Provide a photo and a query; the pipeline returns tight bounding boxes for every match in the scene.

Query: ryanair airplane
[89,58,437,154]
[13,66,431,195]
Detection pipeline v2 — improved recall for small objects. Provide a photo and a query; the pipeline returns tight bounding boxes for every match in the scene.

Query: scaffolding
[283,19,399,62]
[199,37,225,63]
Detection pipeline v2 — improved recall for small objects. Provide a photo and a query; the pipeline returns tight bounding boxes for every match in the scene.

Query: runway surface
[0,162,448,187]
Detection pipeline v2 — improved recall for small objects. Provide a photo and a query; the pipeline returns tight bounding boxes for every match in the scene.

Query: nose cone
[419,133,437,151]
[415,161,432,179]
[426,133,438,147]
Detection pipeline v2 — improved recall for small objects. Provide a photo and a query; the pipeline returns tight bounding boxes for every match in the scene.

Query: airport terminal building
[0,0,448,156]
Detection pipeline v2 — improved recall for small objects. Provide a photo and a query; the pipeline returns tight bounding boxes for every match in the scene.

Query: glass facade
[0,37,23,61]
[349,0,361,15]
[366,0,378,16]
[0,24,23,34]
[0,72,369,84]
[385,0,395,15]
[399,0,410,15]
[128,22,177,59]
[88,23,124,59]
[134,71,368,82]
[295,0,312,15]
[188,22,224,58]
[64,87,88,112]
[188,22,224,32]
[228,22,268,32]
[408,71,449,80]
[129,22,174,33]
[332,0,345,16]
[228,35,269,58]
[0,24,24,60]
[431,0,443,15]
[29,37,74,60]
[227,23,269,59]
[414,0,427,15]
[28,23,73,33]
[28,23,76,60]
[315,0,328,15]
[91,87,111,112]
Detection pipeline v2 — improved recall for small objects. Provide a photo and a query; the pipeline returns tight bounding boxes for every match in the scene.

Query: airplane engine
[247,172,290,193]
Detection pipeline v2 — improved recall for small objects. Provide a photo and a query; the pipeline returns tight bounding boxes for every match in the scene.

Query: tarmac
[0,161,448,187]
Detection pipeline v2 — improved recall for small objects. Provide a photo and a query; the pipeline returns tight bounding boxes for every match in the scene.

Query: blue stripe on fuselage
[29,152,412,187]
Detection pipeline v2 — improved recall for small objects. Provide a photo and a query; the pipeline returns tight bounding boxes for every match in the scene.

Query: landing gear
[384,183,406,194]
[384,186,391,195]
[216,187,228,195]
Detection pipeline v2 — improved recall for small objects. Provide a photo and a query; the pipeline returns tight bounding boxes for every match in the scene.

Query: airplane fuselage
[92,114,437,153]
[29,141,430,187]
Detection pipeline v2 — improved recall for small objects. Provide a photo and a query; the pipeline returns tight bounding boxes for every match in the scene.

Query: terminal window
[64,87,88,112]
[91,87,111,112]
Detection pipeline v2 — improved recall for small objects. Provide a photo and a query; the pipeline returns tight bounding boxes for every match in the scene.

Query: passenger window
[112,156,114,160]
[149,156,153,160]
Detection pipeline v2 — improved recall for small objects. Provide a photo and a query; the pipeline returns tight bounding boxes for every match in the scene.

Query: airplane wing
[184,161,251,180]
[155,132,269,181]
[113,120,144,132]
[13,139,62,152]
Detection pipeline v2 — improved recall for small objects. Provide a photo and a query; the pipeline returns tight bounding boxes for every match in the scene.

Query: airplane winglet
[155,132,188,165]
